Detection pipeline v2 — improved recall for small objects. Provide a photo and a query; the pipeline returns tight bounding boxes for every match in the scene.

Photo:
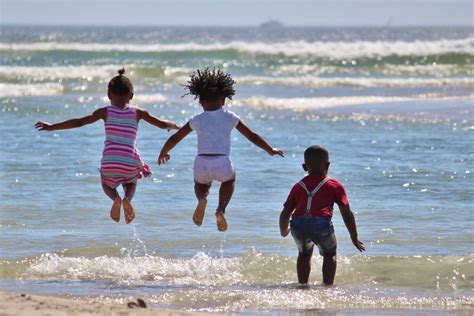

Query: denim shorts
[290,216,337,257]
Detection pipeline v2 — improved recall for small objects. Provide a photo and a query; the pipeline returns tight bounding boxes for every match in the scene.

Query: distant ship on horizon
[259,19,285,29]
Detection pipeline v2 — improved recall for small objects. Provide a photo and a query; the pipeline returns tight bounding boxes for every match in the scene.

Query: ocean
[0,25,473,314]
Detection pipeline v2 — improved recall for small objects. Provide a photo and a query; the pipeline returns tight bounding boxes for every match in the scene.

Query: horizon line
[2,23,472,28]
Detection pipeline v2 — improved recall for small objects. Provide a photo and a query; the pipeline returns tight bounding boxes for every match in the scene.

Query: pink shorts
[193,156,235,184]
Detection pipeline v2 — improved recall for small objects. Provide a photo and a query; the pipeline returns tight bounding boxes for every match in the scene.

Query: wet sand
[0,292,208,316]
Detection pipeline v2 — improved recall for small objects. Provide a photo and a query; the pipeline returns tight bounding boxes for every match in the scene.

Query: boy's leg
[122,181,137,224]
[102,182,122,222]
[322,254,337,286]
[193,181,211,226]
[215,177,235,232]
[296,248,313,284]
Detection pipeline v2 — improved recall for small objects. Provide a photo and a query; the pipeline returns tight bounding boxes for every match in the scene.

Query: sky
[1,0,473,26]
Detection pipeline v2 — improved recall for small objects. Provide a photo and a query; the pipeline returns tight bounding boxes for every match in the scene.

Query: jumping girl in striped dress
[35,69,179,223]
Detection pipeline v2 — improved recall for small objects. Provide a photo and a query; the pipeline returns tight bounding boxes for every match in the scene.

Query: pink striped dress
[100,105,151,188]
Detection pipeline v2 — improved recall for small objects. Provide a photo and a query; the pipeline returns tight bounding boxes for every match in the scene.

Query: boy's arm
[136,108,180,130]
[279,207,293,237]
[235,121,284,157]
[35,108,106,131]
[158,123,193,165]
[339,204,365,252]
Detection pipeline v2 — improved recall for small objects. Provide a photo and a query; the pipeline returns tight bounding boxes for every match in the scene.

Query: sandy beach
[0,292,207,316]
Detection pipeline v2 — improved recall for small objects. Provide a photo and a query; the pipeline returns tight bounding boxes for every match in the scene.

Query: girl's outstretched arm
[158,123,193,165]
[35,108,106,131]
[235,121,284,157]
[136,108,180,130]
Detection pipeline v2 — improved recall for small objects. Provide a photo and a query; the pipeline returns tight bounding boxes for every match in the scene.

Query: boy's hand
[281,226,290,237]
[35,121,53,131]
[351,236,365,252]
[158,153,170,165]
[269,148,284,157]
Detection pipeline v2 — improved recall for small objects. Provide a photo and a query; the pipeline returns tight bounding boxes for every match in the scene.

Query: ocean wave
[0,65,119,81]
[232,95,470,111]
[100,93,168,104]
[5,252,471,291]
[0,83,64,97]
[0,65,192,82]
[272,63,471,76]
[237,76,474,88]
[1,37,472,58]
[2,65,471,90]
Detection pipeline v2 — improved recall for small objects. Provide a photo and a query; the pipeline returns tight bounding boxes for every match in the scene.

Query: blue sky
[2,0,472,26]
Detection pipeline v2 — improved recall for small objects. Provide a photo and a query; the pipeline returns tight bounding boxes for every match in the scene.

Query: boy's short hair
[183,68,235,101]
[304,145,329,164]
[108,68,133,96]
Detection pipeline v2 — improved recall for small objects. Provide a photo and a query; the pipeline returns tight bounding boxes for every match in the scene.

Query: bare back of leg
[122,182,137,224]
[102,182,121,222]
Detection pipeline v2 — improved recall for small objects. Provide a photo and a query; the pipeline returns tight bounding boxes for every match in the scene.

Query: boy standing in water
[280,145,365,286]
[158,68,284,232]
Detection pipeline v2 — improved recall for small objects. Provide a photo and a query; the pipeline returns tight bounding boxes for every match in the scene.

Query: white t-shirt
[189,109,240,155]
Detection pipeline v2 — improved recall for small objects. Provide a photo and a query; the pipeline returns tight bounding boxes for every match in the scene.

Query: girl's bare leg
[193,181,211,226]
[215,177,235,232]
[122,182,137,224]
[102,182,121,222]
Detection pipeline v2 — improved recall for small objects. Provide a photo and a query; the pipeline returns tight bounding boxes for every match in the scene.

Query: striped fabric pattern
[100,105,151,188]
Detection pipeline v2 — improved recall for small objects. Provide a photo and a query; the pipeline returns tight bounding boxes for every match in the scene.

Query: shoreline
[1,291,471,315]
[0,292,208,316]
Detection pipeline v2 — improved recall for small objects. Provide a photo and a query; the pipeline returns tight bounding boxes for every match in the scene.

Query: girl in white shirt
[158,68,284,231]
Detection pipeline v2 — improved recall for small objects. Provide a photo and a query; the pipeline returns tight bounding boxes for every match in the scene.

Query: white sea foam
[101,93,168,104]
[1,37,472,58]
[237,76,474,88]
[0,83,64,97]
[272,63,470,77]
[232,95,470,111]
[24,252,473,291]
[0,65,119,81]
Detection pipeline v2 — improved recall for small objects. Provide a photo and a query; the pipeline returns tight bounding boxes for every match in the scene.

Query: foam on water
[1,67,472,94]
[1,37,472,58]
[237,76,474,88]
[272,64,471,77]
[2,252,470,291]
[100,93,168,104]
[0,83,64,97]
[233,95,470,112]
[2,252,472,312]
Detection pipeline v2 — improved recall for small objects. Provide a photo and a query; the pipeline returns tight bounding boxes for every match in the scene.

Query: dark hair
[108,68,133,96]
[183,68,235,101]
[304,145,329,164]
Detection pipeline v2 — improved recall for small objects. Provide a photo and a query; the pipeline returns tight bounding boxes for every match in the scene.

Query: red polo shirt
[284,173,349,218]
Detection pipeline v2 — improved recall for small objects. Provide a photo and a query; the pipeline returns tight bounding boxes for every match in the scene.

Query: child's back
[158,68,284,232]
[35,68,179,224]
[279,145,365,286]
[101,105,150,189]
[189,108,239,155]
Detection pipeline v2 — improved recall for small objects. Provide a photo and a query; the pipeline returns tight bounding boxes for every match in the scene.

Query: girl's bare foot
[110,196,122,222]
[192,198,207,226]
[215,211,228,232]
[123,197,135,224]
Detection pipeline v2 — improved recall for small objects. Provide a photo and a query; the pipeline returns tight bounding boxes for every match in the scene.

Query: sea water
[0,26,473,314]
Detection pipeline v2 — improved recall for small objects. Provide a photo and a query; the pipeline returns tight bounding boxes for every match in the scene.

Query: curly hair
[183,68,235,101]
[108,68,134,96]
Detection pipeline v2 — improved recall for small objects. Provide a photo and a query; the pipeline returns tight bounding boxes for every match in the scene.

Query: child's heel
[193,199,207,226]
[215,212,228,232]
[123,197,135,224]
[110,196,122,223]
